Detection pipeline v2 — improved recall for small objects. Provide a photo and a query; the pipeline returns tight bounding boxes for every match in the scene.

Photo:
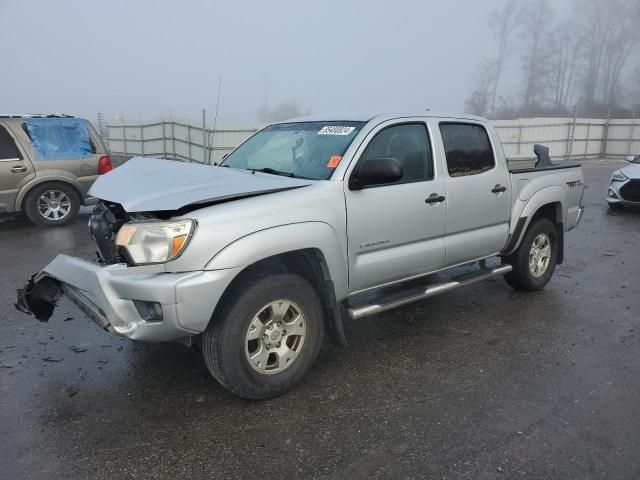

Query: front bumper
[607,179,640,206]
[17,255,241,342]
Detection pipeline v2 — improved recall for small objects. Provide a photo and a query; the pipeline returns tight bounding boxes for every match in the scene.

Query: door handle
[491,184,507,193]
[425,193,446,204]
[10,165,27,173]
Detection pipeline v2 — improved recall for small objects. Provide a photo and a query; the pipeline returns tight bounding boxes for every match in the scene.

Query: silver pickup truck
[17,113,585,399]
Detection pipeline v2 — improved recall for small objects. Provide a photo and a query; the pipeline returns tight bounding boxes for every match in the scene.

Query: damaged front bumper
[16,255,241,342]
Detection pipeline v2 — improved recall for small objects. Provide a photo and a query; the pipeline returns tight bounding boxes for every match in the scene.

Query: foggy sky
[1,0,567,123]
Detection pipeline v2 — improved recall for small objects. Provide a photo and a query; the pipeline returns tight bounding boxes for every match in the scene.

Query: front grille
[620,180,640,202]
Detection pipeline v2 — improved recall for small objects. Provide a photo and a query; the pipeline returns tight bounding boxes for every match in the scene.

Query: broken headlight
[115,219,195,265]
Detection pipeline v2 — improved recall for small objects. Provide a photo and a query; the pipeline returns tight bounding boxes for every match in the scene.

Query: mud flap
[15,275,62,322]
[321,280,348,348]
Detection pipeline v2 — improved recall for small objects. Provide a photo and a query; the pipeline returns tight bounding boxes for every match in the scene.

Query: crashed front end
[15,157,313,341]
[16,201,236,342]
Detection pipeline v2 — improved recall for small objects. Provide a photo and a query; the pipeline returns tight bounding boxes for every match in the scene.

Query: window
[440,123,495,177]
[357,123,433,184]
[0,126,23,160]
[23,118,94,161]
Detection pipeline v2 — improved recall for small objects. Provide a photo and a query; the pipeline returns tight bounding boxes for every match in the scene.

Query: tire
[502,217,558,291]
[23,182,80,227]
[608,202,624,211]
[202,272,325,400]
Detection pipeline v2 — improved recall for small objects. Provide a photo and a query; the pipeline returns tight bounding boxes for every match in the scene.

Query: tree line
[465,0,640,119]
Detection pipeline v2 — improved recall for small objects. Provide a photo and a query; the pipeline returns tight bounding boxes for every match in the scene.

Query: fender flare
[504,186,565,255]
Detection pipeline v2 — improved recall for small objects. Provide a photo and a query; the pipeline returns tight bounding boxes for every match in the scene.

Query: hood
[620,164,640,180]
[89,157,314,212]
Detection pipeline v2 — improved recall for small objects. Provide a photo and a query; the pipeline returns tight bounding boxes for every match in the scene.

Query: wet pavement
[1,159,639,479]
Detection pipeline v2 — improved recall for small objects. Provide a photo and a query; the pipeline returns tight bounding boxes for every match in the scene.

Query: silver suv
[0,114,111,226]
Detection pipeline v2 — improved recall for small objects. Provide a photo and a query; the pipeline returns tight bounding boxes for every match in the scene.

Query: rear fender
[506,186,565,255]
[16,174,86,211]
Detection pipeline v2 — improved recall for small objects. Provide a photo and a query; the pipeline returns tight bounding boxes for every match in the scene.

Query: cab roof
[280,112,488,124]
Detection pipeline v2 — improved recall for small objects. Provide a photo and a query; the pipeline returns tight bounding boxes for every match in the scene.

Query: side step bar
[347,264,512,320]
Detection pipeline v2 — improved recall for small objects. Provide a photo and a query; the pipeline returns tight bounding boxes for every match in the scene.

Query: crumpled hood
[620,164,640,180]
[89,157,314,212]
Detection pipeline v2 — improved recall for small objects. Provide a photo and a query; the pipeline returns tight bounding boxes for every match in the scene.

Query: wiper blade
[248,167,297,178]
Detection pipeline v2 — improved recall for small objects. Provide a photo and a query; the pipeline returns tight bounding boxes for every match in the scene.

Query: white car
[607,155,640,210]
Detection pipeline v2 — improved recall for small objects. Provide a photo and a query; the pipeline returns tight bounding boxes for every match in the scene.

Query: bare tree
[518,0,554,110]
[577,0,640,110]
[600,0,639,106]
[464,0,640,117]
[464,59,498,117]
[488,0,522,117]
[549,25,583,111]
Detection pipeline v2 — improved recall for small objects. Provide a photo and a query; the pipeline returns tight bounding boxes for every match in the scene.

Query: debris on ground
[64,386,79,397]
[42,356,63,362]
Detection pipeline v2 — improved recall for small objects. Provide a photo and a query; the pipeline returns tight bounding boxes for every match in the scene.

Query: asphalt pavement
[1,159,639,479]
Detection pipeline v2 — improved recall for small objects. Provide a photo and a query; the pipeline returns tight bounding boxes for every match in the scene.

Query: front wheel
[503,217,558,291]
[202,272,324,400]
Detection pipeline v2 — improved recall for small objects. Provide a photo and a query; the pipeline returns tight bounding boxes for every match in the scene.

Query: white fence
[494,117,640,163]
[107,118,261,165]
[107,116,640,167]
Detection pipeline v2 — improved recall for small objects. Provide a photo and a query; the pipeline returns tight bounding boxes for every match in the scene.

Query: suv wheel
[24,182,80,227]
[502,217,558,291]
[202,272,324,400]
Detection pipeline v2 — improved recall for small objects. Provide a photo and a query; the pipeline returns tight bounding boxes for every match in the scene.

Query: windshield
[219,121,365,180]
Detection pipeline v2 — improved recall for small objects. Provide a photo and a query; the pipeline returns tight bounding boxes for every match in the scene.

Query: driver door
[344,121,447,293]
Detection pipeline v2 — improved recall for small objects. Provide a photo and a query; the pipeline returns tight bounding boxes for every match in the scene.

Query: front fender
[205,222,349,300]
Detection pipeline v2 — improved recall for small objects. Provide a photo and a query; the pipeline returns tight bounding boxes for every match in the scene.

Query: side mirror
[626,155,636,162]
[350,157,403,190]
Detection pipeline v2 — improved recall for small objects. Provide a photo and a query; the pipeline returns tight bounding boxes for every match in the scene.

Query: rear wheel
[23,182,80,227]
[503,217,558,291]
[202,272,324,399]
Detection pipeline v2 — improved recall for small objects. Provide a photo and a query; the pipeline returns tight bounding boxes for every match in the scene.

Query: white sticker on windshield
[318,126,356,136]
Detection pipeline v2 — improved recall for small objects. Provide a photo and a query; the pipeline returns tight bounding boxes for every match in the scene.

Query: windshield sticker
[318,126,356,136]
[327,155,342,168]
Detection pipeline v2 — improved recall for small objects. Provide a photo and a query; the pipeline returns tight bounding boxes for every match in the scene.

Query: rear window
[23,118,94,161]
[0,125,23,160]
[439,123,495,177]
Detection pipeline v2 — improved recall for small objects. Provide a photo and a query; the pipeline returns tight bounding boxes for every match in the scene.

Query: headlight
[115,219,195,265]
[611,171,628,182]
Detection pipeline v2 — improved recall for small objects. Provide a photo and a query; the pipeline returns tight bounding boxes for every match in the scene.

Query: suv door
[344,121,446,293]
[0,124,34,213]
[438,122,510,266]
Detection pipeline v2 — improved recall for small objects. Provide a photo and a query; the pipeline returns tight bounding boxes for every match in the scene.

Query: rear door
[0,123,34,213]
[438,121,510,266]
[344,120,447,293]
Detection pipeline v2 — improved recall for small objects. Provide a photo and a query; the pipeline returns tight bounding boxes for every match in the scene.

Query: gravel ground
[1,159,639,479]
